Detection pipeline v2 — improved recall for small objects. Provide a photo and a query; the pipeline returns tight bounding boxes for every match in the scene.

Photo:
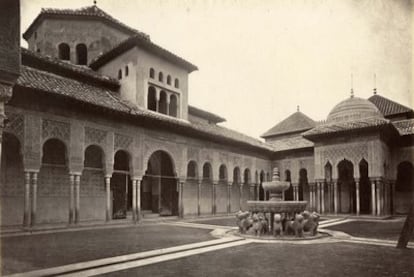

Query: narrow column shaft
[376,181,381,216]
[391,183,395,215]
[178,181,184,218]
[334,182,338,214]
[136,179,141,221]
[105,177,111,221]
[321,182,325,214]
[212,183,216,214]
[31,172,38,227]
[227,183,231,213]
[239,184,243,210]
[371,180,376,216]
[69,174,75,224]
[309,185,313,209]
[75,175,81,224]
[197,181,201,216]
[132,179,137,222]
[23,171,31,227]
[316,183,320,212]
[356,181,360,216]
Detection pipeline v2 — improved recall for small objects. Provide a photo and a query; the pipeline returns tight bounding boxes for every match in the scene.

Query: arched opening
[39,138,69,223]
[58,43,70,61]
[125,66,129,77]
[174,78,179,88]
[76,43,87,65]
[147,86,157,111]
[149,68,155,78]
[231,166,241,211]
[324,162,332,212]
[284,170,293,200]
[395,161,414,214]
[158,72,164,82]
[111,150,131,219]
[0,133,24,226]
[298,169,308,201]
[159,91,167,114]
[244,169,250,185]
[118,69,122,80]
[167,75,172,85]
[203,163,212,180]
[337,159,355,213]
[143,151,177,216]
[259,170,265,200]
[169,94,178,117]
[233,167,241,184]
[359,159,371,214]
[219,165,227,181]
[187,161,198,179]
[82,145,105,221]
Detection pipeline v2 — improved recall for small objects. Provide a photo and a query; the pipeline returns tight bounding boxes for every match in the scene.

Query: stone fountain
[236,167,316,237]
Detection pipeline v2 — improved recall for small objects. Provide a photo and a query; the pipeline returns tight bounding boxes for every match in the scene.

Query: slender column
[371,180,376,216]
[391,182,395,215]
[316,183,320,212]
[239,184,243,210]
[69,174,75,224]
[197,180,201,216]
[166,94,170,115]
[355,180,360,216]
[132,179,137,222]
[227,183,231,213]
[74,174,81,224]
[155,88,160,112]
[136,178,142,221]
[212,183,216,215]
[30,172,38,227]
[105,176,111,221]
[23,171,31,227]
[384,182,389,215]
[376,181,381,216]
[321,182,325,214]
[178,180,184,218]
[334,182,338,214]
[309,184,313,209]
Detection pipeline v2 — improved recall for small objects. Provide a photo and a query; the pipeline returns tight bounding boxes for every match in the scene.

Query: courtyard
[1,216,413,277]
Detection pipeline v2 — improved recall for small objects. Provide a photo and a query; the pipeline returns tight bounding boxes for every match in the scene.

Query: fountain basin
[247,200,307,214]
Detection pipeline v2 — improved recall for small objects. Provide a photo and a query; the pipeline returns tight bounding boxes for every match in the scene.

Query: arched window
[125,66,129,77]
[158,72,164,82]
[58,43,70,61]
[187,161,198,178]
[203,163,212,180]
[84,145,104,168]
[76,43,87,65]
[219,165,227,181]
[159,91,167,114]
[233,167,240,183]
[167,75,172,85]
[169,94,178,117]
[147,86,157,111]
[244,169,250,184]
[114,150,130,171]
[149,68,155,78]
[118,69,122,80]
[42,139,67,165]
[174,78,179,88]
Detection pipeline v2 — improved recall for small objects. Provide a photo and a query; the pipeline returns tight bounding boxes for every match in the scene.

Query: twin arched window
[149,68,180,89]
[59,43,88,65]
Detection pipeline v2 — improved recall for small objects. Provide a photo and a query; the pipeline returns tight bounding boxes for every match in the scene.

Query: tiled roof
[188,105,226,124]
[15,65,272,153]
[23,5,149,40]
[261,111,316,138]
[90,35,198,72]
[267,135,314,152]
[303,117,391,139]
[368,94,413,117]
[393,119,414,136]
[21,48,119,89]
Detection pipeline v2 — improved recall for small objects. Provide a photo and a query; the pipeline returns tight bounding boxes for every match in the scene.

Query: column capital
[131,176,143,182]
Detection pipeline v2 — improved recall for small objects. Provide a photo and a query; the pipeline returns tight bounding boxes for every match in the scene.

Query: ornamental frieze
[4,112,24,143]
[318,143,368,166]
[114,133,133,150]
[85,126,107,145]
[42,119,70,142]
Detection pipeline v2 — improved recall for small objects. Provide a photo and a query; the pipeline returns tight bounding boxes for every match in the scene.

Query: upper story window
[158,72,163,82]
[76,43,88,65]
[167,75,172,85]
[125,66,129,76]
[149,68,155,78]
[174,78,179,88]
[118,69,122,80]
[58,43,70,61]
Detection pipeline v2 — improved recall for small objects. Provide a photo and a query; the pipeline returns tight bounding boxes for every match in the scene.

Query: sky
[21,0,413,139]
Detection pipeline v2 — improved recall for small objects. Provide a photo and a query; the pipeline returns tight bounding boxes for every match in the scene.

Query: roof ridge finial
[373,73,377,95]
[350,73,354,98]
[297,105,300,112]
[93,0,97,6]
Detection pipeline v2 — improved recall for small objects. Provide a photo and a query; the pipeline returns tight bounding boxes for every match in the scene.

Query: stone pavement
[2,216,413,277]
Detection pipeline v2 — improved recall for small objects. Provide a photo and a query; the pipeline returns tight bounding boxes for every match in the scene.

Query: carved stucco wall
[273,155,315,184]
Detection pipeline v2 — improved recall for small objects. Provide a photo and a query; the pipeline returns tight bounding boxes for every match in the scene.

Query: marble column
[69,174,75,224]
[227,183,231,213]
[30,172,38,227]
[321,182,325,214]
[212,183,217,215]
[376,181,381,216]
[74,174,81,224]
[316,183,320,212]
[178,180,184,218]
[23,171,31,227]
[136,178,142,221]
[239,184,243,210]
[132,179,137,222]
[371,180,376,216]
[355,180,360,216]
[391,182,395,215]
[105,176,111,221]
[197,180,201,216]
[333,182,338,214]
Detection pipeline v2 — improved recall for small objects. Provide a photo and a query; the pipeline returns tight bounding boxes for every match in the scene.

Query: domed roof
[327,96,383,123]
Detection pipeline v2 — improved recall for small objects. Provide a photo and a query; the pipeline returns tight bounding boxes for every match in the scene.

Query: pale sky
[21,0,413,139]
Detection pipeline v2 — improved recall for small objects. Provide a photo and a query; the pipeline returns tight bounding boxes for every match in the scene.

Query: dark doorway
[298,169,307,201]
[259,171,265,200]
[112,150,131,219]
[359,159,371,214]
[338,159,354,213]
[284,170,293,200]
